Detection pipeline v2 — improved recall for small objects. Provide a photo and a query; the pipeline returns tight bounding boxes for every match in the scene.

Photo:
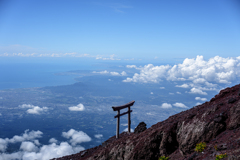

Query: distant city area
[1,56,240,159]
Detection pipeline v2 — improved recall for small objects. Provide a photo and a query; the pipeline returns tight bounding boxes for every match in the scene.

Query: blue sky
[0,0,239,60]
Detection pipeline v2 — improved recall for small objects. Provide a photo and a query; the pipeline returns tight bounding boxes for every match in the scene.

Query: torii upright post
[112,101,135,138]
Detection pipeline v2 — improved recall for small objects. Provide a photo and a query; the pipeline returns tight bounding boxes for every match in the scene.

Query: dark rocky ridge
[134,122,147,134]
[54,84,240,160]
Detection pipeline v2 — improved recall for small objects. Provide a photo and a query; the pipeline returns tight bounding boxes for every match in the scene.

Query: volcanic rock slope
[55,84,240,160]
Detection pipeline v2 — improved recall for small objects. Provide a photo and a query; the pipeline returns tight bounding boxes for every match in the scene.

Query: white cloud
[72,145,85,153]
[123,56,240,92]
[49,138,58,144]
[160,87,165,89]
[189,88,208,95]
[196,102,202,106]
[176,84,189,88]
[96,54,120,60]
[93,70,127,76]
[19,104,35,108]
[173,103,188,108]
[0,129,90,160]
[94,134,103,139]
[92,70,109,74]
[161,103,172,109]
[193,78,206,84]
[122,77,133,82]
[0,49,97,59]
[197,86,217,91]
[19,104,48,114]
[20,141,38,152]
[110,72,120,76]
[146,112,155,115]
[62,129,91,146]
[205,82,217,88]
[123,128,134,132]
[0,152,22,160]
[0,52,87,57]
[123,64,171,83]
[169,93,174,95]
[121,71,127,76]
[63,52,77,56]
[150,92,153,94]
[68,104,85,111]
[0,138,8,152]
[124,58,135,61]
[21,142,78,160]
[34,140,40,146]
[0,113,2,116]
[27,106,48,114]
[195,97,207,101]
[7,130,43,144]
[0,130,42,153]
[126,65,137,69]
[176,92,181,94]
[50,53,61,57]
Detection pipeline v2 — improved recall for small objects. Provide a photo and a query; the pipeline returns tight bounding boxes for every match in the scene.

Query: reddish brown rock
[134,122,147,134]
[228,101,240,130]
[54,84,240,160]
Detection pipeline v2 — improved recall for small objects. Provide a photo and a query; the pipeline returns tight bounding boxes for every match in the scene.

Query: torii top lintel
[112,100,135,111]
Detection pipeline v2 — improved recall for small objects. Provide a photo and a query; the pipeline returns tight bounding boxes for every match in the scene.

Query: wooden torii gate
[112,100,135,138]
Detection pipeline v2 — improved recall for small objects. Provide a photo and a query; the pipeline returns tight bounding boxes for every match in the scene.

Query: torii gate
[112,100,135,138]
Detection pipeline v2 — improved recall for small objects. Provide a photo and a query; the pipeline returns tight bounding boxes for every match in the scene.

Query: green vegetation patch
[158,156,169,160]
[215,153,227,160]
[194,142,206,152]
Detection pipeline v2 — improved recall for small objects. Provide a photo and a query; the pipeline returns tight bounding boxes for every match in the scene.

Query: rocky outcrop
[134,122,147,134]
[55,84,240,160]
[228,101,240,130]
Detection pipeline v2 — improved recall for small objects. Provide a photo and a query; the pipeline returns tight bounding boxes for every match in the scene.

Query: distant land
[1,56,240,160]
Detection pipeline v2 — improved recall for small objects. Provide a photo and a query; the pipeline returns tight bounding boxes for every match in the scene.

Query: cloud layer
[123,128,134,132]
[161,103,172,109]
[173,103,188,108]
[68,104,85,111]
[124,56,240,84]
[188,88,208,95]
[0,130,43,152]
[62,129,91,146]
[0,50,122,61]
[195,97,207,101]
[92,70,127,76]
[123,56,240,95]
[0,129,91,160]
[160,102,188,109]
[19,104,48,114]
[94,134,103,139]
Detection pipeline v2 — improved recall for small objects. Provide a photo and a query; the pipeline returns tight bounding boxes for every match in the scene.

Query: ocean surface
[0,57,174,90]
[0,58,102,90]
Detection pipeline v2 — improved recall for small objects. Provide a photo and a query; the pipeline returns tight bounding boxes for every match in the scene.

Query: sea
[0,57,102,90]
[0,57,175,90]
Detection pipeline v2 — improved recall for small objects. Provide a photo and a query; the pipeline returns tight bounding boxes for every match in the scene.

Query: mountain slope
[54,84,240,160]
